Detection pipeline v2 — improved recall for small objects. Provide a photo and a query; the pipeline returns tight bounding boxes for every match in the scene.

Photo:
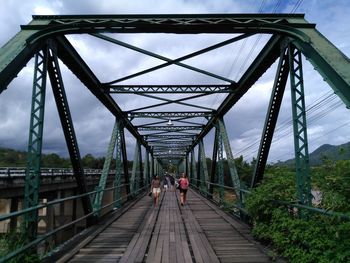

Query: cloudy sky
[0,0,349,164]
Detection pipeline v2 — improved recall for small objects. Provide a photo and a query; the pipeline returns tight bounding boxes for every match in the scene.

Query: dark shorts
[179,188,188,194]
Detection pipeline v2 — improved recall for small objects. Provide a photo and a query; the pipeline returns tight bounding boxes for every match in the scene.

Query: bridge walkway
[59,190,272,263]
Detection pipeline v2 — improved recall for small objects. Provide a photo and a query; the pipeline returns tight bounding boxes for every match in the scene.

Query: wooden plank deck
[61,189,273,263]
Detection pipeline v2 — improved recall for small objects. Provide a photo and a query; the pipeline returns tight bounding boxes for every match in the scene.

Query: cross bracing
[128,111,213,119]
[137,126,204,131]
[0,13,349,242]
[108,85,234,93]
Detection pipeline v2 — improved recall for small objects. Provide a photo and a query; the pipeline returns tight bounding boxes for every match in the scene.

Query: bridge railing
[189,178,350,221]
[0,182,148,262]
[0,167,110,177]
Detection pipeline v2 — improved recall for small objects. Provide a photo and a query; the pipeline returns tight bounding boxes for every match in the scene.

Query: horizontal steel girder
[142,134,196,142]
[149,141,193,146]
[21,14,314,40]
[154,153,186,157]
[108,85,234,93]
[128,111,213,119]
[137,126,203,131]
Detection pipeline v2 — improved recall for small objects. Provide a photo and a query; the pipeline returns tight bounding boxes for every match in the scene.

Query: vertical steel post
[185,155,188,176]
[151,154,154,177]
[131,142,139,196]
[120,124,130,198]
[288,44,312,206]
[191,148,196,185]
[210,125,219,198]
[196,145,201,188]
[218,118,241,202]
[217,130,225,204]
[144,148,150,186]
[114,120,122,208]
[23,48,48,240]
[199,139,209,194]
[93,120,119,215]
[138,142,144,188]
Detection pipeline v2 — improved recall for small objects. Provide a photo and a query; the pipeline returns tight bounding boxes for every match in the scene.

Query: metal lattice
[23,48,48,240]
[289,44,312,206]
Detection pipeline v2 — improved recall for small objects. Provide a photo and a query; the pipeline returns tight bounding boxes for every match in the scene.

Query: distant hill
[279,142,350,166]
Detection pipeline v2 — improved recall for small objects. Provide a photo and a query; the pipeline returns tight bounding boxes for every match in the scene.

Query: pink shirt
[179,178,189,189]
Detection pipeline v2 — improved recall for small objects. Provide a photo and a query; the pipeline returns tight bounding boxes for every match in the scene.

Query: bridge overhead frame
[0,14,349,243]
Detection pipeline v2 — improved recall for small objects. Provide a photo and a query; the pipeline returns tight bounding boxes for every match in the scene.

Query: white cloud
[0,0,349,163]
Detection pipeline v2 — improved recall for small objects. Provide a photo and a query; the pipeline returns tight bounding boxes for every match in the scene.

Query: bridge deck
[60,190,272,263]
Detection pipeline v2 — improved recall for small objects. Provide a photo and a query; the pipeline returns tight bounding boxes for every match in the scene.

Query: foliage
[313,159,350,212]
[0,232,40,263]
[0,147,135,169]
[246,165,350,263]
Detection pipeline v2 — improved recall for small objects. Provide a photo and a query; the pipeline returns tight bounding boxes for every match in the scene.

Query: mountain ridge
[278,141,350,166]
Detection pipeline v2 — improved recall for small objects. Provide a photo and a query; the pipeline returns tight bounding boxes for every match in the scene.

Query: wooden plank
[58,193,149,263]
[186,190,273,263]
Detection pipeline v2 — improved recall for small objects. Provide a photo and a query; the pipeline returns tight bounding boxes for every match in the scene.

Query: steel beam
[53,36,150,151]
[131,142,140,195]
[23,48,48,240]
[251,47,289,187]
[138,142,144,189]
[114,120,122,208]
[131,93,213,112]
[218,118,241,201]
[93,33,238,84]
[144,148,150,186]
[138,126,203,131]
[108,85,234,93]
[190,148,196,184]
[128,111,213,119]
[217,128,225,204]
[209,125,219,198]
[199,139,209,194]
[289,44,312,206]
[191,35,284,150]
[144,135,196,139]
[119,124,130,198]
[47,43,92,216]
[93,120,119,215]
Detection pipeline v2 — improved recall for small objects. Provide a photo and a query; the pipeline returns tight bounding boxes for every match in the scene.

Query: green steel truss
[217,128,225,204]
[251,47,290,187]
[288,44,312,206]
[198,139,210,194]
[93,120,120,215]
[0,13,348,231]
[190,148,197,184]
[144,148,150,186]
[218,118,241,201]
[137,126,203,131]
[129,111,213,119]
[47,43,92,216]
[23,48,48,240]
[131,141,144,195]
[108,85,233,93]
[209,125,219,198]
[114,120,123,208]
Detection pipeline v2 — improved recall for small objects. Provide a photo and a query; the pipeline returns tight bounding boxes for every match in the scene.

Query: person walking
[151,175,161,206]
[178,173,189,206]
